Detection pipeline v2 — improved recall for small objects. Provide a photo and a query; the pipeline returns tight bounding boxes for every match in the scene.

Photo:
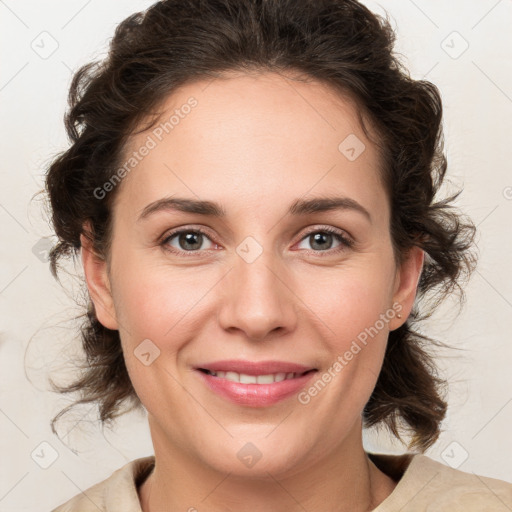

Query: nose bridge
[217,237,296,340]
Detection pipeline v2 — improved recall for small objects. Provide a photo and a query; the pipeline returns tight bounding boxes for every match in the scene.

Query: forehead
[114,71,387,223]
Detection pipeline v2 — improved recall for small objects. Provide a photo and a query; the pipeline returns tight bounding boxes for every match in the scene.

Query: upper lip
[196,360,316,376]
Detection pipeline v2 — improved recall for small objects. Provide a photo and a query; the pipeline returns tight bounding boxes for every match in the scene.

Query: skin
[81,71,424,511]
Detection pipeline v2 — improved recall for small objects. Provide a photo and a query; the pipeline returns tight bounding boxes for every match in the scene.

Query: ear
[390,245,424,330]
[80,223,118,330]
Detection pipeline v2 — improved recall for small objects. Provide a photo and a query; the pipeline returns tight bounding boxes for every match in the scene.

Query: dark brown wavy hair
[44,0,477,451]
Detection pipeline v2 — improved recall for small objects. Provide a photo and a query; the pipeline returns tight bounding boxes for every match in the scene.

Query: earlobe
[391,246,425,329]
[80,229,118,331]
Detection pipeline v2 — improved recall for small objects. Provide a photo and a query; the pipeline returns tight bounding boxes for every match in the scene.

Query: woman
[46,0,512,510]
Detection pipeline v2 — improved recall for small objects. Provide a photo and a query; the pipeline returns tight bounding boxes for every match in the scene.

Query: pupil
[311,232,332,251]
[180,232,202,250]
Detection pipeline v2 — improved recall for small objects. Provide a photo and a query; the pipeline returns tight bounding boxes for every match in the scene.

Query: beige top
[52,452,512,511]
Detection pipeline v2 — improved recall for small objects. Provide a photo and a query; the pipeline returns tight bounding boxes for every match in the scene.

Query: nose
[217,247,298,342]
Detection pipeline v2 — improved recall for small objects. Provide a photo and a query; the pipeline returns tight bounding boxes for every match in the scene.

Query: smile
[199,368,314,384]
[196,368,318,407]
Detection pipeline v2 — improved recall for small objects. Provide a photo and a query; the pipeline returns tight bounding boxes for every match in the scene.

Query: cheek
[111,262,201,410]
[112,258,211,341]
[298,264,394,342]
[295,262,395,402]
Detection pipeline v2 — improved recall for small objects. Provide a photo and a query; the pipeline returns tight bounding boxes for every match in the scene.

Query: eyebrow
[137,195,372,223]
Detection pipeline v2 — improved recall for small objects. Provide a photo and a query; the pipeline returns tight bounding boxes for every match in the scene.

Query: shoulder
[51,456,155,512]
[371,452,512,512]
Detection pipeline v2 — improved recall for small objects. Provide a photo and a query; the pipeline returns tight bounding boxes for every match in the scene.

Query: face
[83,71,423,478]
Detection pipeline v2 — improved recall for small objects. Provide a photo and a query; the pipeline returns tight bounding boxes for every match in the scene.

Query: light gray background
[1,1,511,510]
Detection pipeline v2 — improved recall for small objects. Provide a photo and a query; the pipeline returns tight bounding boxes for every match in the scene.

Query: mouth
[194,362,319,407]
[193,359,318,406]
[197,368,317,384]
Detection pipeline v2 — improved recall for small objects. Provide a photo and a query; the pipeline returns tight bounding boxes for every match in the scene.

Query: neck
[139,418,397,512]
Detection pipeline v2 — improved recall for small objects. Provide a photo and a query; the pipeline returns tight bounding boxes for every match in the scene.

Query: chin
[196,434,313,479]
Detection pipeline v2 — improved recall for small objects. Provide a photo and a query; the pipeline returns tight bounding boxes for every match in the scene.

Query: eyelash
[159,225,354,257]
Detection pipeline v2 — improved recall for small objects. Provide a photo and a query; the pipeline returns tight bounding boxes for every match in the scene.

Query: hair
[45,0,477,451]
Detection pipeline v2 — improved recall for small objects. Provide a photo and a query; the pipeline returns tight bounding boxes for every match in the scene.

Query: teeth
[208,370,298,383]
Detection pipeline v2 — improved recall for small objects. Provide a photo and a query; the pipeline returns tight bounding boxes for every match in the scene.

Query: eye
[295,226,354,255]
[161,228,218,255]
[160,225,354,256]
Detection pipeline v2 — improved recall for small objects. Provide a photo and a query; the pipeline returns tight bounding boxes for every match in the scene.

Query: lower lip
[196,370,317,407]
